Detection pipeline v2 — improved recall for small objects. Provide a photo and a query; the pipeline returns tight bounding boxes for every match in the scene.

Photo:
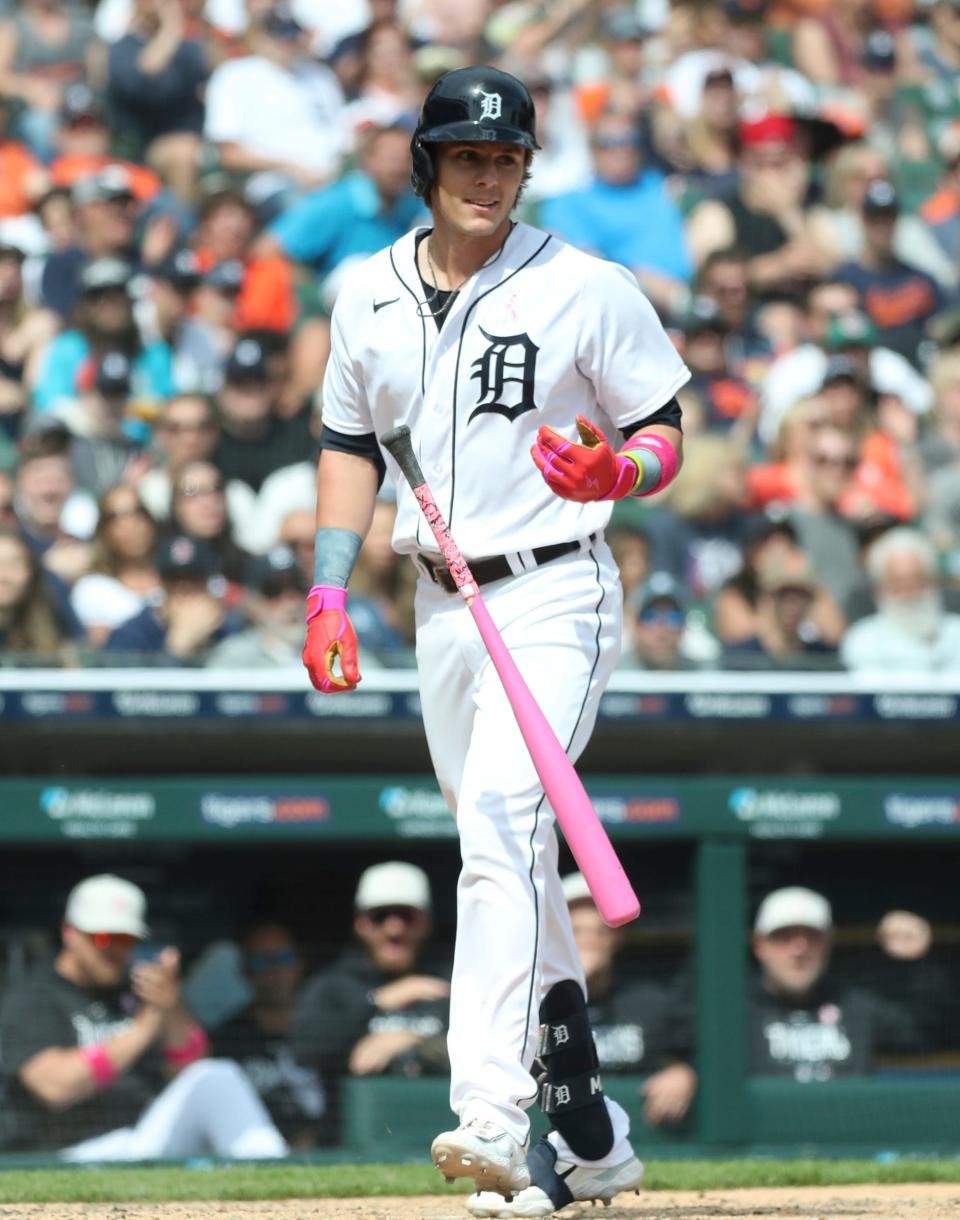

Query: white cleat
[432,1119,531,1199]
[465,1135,644,1217]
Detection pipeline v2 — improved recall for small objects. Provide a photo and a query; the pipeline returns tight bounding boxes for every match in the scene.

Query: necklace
[424,222,515,316]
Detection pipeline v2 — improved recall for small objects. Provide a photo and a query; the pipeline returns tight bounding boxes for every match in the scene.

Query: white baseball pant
[61,1059,289,1161]
[415,541,631,1159]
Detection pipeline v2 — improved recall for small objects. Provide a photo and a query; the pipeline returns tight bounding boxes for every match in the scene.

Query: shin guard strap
[540,1069,606,1116]
[538,1009,593,1058]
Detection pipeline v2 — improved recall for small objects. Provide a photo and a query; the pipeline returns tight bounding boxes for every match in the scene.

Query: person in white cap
[0,874,288,1160]
[750,886,919,1082]
[291,862,450,1140]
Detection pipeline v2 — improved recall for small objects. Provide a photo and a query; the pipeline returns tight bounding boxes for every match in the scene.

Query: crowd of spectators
[1,867,955,1154]
[1,0,960,672]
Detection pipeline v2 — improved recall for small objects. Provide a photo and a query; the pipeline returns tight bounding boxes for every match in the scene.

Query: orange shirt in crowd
[845,430,914,521]
[748,436,913,521]
[0,141,44,217]
[51,155,162,204]
[194,247,296,333]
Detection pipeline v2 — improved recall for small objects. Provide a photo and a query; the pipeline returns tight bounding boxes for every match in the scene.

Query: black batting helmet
[410,66,541,198]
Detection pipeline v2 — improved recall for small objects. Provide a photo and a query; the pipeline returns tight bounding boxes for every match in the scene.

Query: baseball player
[302,66,688,1216]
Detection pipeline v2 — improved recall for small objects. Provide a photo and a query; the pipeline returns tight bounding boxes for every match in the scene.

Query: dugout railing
[1,669,958,1159]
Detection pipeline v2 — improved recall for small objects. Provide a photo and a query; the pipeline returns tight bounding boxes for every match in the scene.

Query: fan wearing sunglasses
[213,923,326,1149]
[0,874,288,1160]
[291,863,451,1141]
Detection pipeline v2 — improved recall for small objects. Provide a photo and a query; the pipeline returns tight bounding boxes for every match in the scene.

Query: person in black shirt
[213,922,326,1148]
[0,874,287,1158]
[212,335,315,495]
[562,873,696,1128]
[749,886,920,1081]
[291,862,450,1139]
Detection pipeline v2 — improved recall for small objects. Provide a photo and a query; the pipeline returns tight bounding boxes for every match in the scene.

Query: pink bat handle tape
[380,424,640,928]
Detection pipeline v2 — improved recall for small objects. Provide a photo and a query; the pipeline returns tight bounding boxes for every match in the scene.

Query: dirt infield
[1,1184,959,1220]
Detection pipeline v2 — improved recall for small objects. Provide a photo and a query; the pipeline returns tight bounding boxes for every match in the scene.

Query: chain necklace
[424,222,515,316]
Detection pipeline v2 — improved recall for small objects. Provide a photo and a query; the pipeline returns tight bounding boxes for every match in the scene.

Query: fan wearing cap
[40,168,140,321]
[291,863,450,1140]
[34,255,175,424]
[145,251,226,397]
[541,109,693,313]
[103,532,238,662]
[622,573,700,671]
[50,83,161,205]
[0,873,287,1158]
[212,334,315,494]
[750,887,920,1081]
[203,5,345,192]
[47,348,145,498]
[835,180,943,365]
[687,113,830,294]
[206,545,309,668]
[675,296,758,436]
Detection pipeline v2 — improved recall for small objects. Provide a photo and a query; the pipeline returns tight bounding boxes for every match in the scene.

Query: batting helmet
[410,66,541,198]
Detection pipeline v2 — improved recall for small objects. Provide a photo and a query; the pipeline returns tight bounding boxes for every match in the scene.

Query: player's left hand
[531,415,636,503]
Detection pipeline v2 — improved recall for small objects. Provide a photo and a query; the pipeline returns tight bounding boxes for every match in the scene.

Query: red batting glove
[302,585,360,693]
[531,415,640,503]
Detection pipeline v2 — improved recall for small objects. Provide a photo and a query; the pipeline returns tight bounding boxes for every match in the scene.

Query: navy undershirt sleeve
[318,424,387,489]
[621,396,683,439]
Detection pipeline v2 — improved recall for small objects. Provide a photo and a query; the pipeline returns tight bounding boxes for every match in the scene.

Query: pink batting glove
[302,585,360,693]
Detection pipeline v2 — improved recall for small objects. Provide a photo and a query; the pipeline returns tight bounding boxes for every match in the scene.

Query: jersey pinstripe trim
[448,233,553,532]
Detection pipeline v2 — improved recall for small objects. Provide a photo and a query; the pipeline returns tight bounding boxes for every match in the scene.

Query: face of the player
[355,906,430,975]
[432,142,527,239]
[61,924,138,990]
[569,901,620,985]
[754,926,830,998]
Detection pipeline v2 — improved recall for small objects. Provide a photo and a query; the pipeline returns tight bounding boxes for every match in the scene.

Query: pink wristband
[306,584,347,622]
[622,433,679,497]
[164,1025,209,1068]
[80,1044,118,1088]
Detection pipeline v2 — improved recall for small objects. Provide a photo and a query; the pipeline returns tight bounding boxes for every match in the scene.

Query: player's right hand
[302,585,360,693]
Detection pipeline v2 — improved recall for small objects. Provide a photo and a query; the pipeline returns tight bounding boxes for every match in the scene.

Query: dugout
[1,669,958,1161]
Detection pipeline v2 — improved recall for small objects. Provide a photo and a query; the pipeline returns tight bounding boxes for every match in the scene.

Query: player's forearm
[316,449,379,539]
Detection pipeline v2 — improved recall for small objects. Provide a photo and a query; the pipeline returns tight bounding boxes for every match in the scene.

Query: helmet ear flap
[410,136,434,199]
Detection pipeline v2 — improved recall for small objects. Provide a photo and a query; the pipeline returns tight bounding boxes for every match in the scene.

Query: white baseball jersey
[321,222,689,558]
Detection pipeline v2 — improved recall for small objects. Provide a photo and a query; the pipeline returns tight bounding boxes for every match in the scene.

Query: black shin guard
[536,979,614,1161]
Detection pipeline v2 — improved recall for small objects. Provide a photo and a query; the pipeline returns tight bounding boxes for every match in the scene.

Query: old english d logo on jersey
[468,328,540,424]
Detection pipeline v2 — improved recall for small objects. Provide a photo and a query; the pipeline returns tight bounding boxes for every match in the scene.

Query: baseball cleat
[465,1134,644,1216]
[432,1119,531,1199]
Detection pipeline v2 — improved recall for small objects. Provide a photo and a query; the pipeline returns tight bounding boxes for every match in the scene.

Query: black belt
[418,536,595,595]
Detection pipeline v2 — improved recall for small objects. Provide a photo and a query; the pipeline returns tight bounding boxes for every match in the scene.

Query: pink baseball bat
[380,425,640,928]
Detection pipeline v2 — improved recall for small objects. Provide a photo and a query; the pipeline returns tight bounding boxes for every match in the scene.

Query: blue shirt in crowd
[33,332,174,420]
[268,171,425,277]
[541,171,693,283]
